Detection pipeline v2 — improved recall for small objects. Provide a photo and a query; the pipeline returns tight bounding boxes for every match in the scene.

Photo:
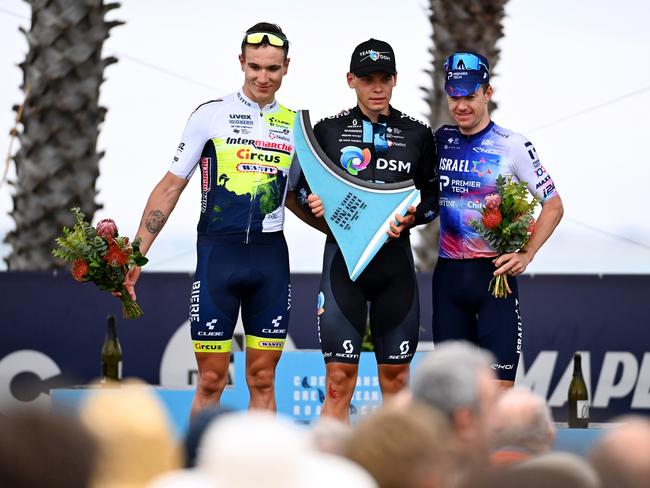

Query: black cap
[349,38,396,77]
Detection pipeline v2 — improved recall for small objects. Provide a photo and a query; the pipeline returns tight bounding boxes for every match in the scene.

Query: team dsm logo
[376,158,411,172]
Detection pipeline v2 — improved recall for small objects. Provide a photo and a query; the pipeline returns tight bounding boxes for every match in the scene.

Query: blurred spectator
[147,470,213,488]
[410,341,500,466]
[343,401,455,488]
[309,416,353,455]
[589,416,650,488]
[80,380,181,487]
[461,452,600,488]
[183,405,233,467]
[197,410,377,487]
[488,387,555,466]
[0,407,97,488]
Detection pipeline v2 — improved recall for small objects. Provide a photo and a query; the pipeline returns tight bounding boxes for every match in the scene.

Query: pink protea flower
[96,219,118,239]
[484,193,502,210]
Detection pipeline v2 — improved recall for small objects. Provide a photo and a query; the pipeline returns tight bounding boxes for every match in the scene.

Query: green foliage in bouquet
[470,175,540,298]
[52,208,148,318]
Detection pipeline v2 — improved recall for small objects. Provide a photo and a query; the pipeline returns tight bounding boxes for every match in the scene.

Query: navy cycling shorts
[317,236,420,365]
[189,232,291,354]
[432,258,522,381]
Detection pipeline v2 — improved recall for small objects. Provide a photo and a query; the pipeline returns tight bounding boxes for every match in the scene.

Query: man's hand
[123,266,142,301]
[493,250,533,277]
[308,193,324,218]
[387,205,416,239]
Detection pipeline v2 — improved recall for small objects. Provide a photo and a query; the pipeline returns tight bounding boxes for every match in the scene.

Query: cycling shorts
[432,257,522,380]
[190,232,291,353]
[317,236,420,365]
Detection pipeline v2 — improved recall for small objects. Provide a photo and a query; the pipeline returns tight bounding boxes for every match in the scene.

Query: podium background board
[2,271,650,422]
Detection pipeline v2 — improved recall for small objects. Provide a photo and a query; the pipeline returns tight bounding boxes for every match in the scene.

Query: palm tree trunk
[5,0,123,270]
[415,0,508,271]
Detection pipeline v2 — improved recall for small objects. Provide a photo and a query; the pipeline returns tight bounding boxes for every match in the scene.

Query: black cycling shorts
[190,232,291,354]
[432,257,522,381]
[317,236,420,365]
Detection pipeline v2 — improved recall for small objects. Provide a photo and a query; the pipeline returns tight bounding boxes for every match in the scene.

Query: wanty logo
[339,146,371,175]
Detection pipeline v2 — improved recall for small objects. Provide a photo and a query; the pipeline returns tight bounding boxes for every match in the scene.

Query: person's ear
[347,72,356,89]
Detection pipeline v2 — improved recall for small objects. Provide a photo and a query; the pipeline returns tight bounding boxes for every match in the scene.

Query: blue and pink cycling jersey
[435,121,559,259]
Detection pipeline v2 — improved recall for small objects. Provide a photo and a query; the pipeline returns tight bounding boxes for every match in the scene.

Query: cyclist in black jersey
[122,23,315,418]
[301,39,438,422]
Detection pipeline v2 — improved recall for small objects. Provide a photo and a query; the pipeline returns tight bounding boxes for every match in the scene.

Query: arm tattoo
[145,210,166,234]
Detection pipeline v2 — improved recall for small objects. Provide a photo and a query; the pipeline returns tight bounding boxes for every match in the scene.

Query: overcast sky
[1,0,649,273]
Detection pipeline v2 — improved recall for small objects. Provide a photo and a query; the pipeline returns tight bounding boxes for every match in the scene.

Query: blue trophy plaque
[294,110,420,281]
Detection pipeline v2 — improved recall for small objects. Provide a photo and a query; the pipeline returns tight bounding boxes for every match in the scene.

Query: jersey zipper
[244,108,265,244]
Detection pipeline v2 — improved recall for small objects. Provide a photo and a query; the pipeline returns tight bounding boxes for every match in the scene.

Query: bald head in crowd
[489,387,555,457]
[589,416,650,488]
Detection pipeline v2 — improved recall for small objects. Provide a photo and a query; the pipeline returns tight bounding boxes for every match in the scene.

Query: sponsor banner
[1,272,649,421]
[516,274,650,422]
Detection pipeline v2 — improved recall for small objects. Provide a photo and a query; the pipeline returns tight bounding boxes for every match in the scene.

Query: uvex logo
[229,114,252,120]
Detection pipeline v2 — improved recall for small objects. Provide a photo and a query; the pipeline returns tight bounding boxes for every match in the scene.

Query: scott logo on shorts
[335,340,359,359]
[388,341,413,360]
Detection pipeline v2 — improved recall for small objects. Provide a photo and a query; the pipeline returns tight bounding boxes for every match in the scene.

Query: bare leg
[246,348,282,411]
[321,362,358,423]
[378,363,410,402]
[191,351,231,419]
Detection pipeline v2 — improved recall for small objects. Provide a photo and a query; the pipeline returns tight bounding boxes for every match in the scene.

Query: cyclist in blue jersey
[434,52,564,387]
[122,23,310,417]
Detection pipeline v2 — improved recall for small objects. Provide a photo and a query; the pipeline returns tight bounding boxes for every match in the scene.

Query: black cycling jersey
[311,105,438,231]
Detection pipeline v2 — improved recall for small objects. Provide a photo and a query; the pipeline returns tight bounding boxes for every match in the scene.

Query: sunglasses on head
[444,53,488,72]
[244,32,288,48]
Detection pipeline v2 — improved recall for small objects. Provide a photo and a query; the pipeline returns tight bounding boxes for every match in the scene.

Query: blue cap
[444,52,490,97]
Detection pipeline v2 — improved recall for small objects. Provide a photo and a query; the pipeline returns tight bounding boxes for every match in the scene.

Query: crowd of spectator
[1,341,648,488]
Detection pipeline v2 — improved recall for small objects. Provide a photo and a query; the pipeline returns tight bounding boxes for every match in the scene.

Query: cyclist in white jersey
[122,23,310,417]
[434,52,564,388]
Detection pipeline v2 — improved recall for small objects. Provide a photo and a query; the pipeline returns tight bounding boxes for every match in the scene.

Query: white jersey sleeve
[508,133,559,204]
[169,103,218,179]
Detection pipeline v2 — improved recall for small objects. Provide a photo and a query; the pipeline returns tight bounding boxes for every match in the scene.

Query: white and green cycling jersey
[169,90,297,237]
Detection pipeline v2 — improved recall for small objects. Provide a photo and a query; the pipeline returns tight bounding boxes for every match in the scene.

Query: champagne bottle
[101,314,122,382]
[568,352,589,428]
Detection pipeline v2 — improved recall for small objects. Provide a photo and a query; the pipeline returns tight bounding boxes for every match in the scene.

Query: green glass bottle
[568,353,589,428]
[101,314,122,382]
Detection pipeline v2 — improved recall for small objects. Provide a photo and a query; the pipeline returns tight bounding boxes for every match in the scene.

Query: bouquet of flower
[52,207,148,318]
[470,175,539,298]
